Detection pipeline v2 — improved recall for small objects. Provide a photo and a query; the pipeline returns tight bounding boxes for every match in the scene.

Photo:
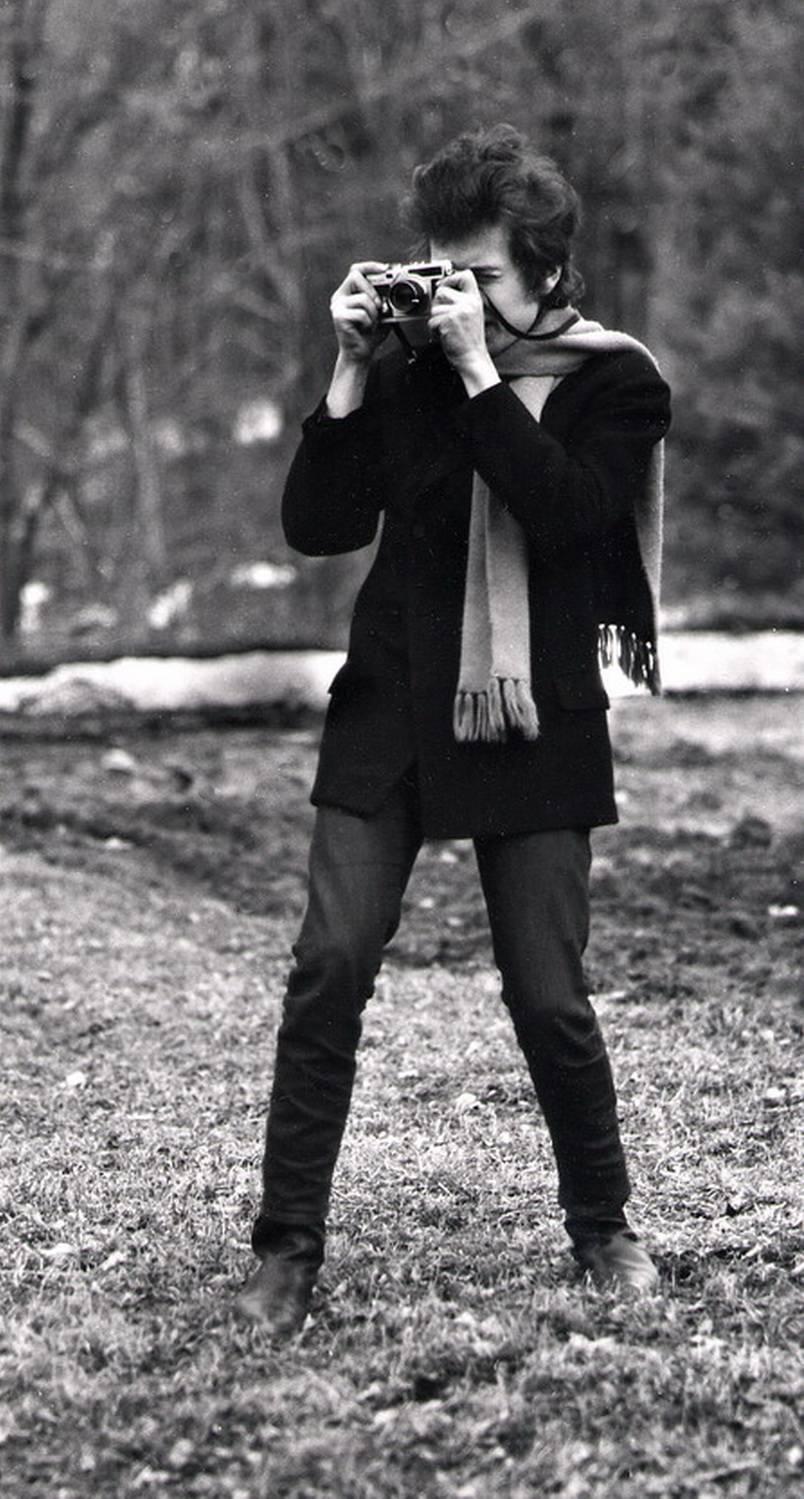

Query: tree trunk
[123,351,166,588]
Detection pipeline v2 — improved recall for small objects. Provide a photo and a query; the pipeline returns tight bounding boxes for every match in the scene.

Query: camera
[366,260,454,322]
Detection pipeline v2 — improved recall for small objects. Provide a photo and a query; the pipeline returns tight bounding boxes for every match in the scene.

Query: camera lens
[388,276,428,315]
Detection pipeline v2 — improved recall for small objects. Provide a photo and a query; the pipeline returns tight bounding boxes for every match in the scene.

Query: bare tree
[0,0,797,649]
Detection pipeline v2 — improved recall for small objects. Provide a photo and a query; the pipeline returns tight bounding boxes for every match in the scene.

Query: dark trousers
[253,777,630,1251]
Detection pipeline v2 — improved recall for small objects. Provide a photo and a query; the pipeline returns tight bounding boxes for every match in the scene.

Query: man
[237,124,671,1335]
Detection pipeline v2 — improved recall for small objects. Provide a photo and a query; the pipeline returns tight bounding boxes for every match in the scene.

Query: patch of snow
[661,630,804,693]
[603,631,804,696]
[234,399,284,445]
[101,748,138,775]
[19,580,51,634]
[0,634,802,717]
[229,560,297,590]
[0,652,341,713]
[17,676,135,715]
[148,580,193,630]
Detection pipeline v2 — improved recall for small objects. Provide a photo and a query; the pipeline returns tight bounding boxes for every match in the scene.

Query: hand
[427,268,489,368]
[427,268,501,395]
[329,261,389,364]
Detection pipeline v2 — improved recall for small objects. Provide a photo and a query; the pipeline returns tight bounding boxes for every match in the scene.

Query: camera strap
[391,324,423,365]
[481,292,580,343]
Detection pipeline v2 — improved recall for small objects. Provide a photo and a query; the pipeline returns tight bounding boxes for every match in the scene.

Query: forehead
[429,222,512,270]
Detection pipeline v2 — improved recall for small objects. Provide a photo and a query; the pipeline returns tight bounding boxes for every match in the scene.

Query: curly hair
[403,123,584,308]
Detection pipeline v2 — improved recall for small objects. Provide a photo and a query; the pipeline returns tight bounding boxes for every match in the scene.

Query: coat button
[411,521,426,540]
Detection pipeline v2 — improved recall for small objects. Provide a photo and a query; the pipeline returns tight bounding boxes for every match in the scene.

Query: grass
[0,695,802,1498]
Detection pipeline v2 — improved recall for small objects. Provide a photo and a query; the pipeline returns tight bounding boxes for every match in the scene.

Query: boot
[235,1225,323,1335]
[565,1202,658,1295]
[572,1229,659,1295]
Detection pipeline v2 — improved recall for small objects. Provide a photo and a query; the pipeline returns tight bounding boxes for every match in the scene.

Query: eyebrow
[453,260,502,274]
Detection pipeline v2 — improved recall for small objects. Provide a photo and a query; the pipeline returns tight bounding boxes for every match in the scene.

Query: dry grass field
[0,693,801,1498]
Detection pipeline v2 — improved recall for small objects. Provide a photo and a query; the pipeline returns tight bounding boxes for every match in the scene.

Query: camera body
[366,260,454,322]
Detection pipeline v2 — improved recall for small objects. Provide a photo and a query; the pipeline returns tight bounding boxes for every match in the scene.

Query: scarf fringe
[455,630,660,743]
[597,623,662,694]
[454,676,541,743]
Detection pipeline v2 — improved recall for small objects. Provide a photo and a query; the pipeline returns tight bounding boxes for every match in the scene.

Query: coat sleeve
[281,368,386,557]
[451,350,671,562]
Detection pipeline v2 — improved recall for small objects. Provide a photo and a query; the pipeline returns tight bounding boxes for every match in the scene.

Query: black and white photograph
[0,2,801,1496]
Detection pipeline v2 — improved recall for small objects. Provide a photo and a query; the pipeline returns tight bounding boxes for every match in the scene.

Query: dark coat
[281,339,671,839]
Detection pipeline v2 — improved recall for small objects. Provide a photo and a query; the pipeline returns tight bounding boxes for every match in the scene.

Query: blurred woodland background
[0,0,800,665]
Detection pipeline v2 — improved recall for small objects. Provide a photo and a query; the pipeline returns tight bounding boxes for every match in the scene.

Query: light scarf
[453,309,665,743]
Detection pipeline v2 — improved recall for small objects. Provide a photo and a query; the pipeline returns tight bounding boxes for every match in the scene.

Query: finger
[431,293,468,317]
[347,263,386,298]
[429,306,475,330]
[338,307,375,330]
[443,268,478,291]
[334,291,380,318]
[427,308,455,336]
[428,299,466,319]
[332,293,382,329]
[334,265,384,303]
[432,284,463,303]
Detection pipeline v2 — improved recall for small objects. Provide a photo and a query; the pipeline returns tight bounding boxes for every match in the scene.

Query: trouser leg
[473,828,630,1223]
[252,780,421,1251]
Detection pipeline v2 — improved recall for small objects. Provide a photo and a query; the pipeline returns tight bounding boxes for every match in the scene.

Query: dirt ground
[0,691,800,980]
[0,691,801,1499]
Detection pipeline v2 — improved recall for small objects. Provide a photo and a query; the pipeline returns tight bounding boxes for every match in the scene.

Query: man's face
[429,222,545,353]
